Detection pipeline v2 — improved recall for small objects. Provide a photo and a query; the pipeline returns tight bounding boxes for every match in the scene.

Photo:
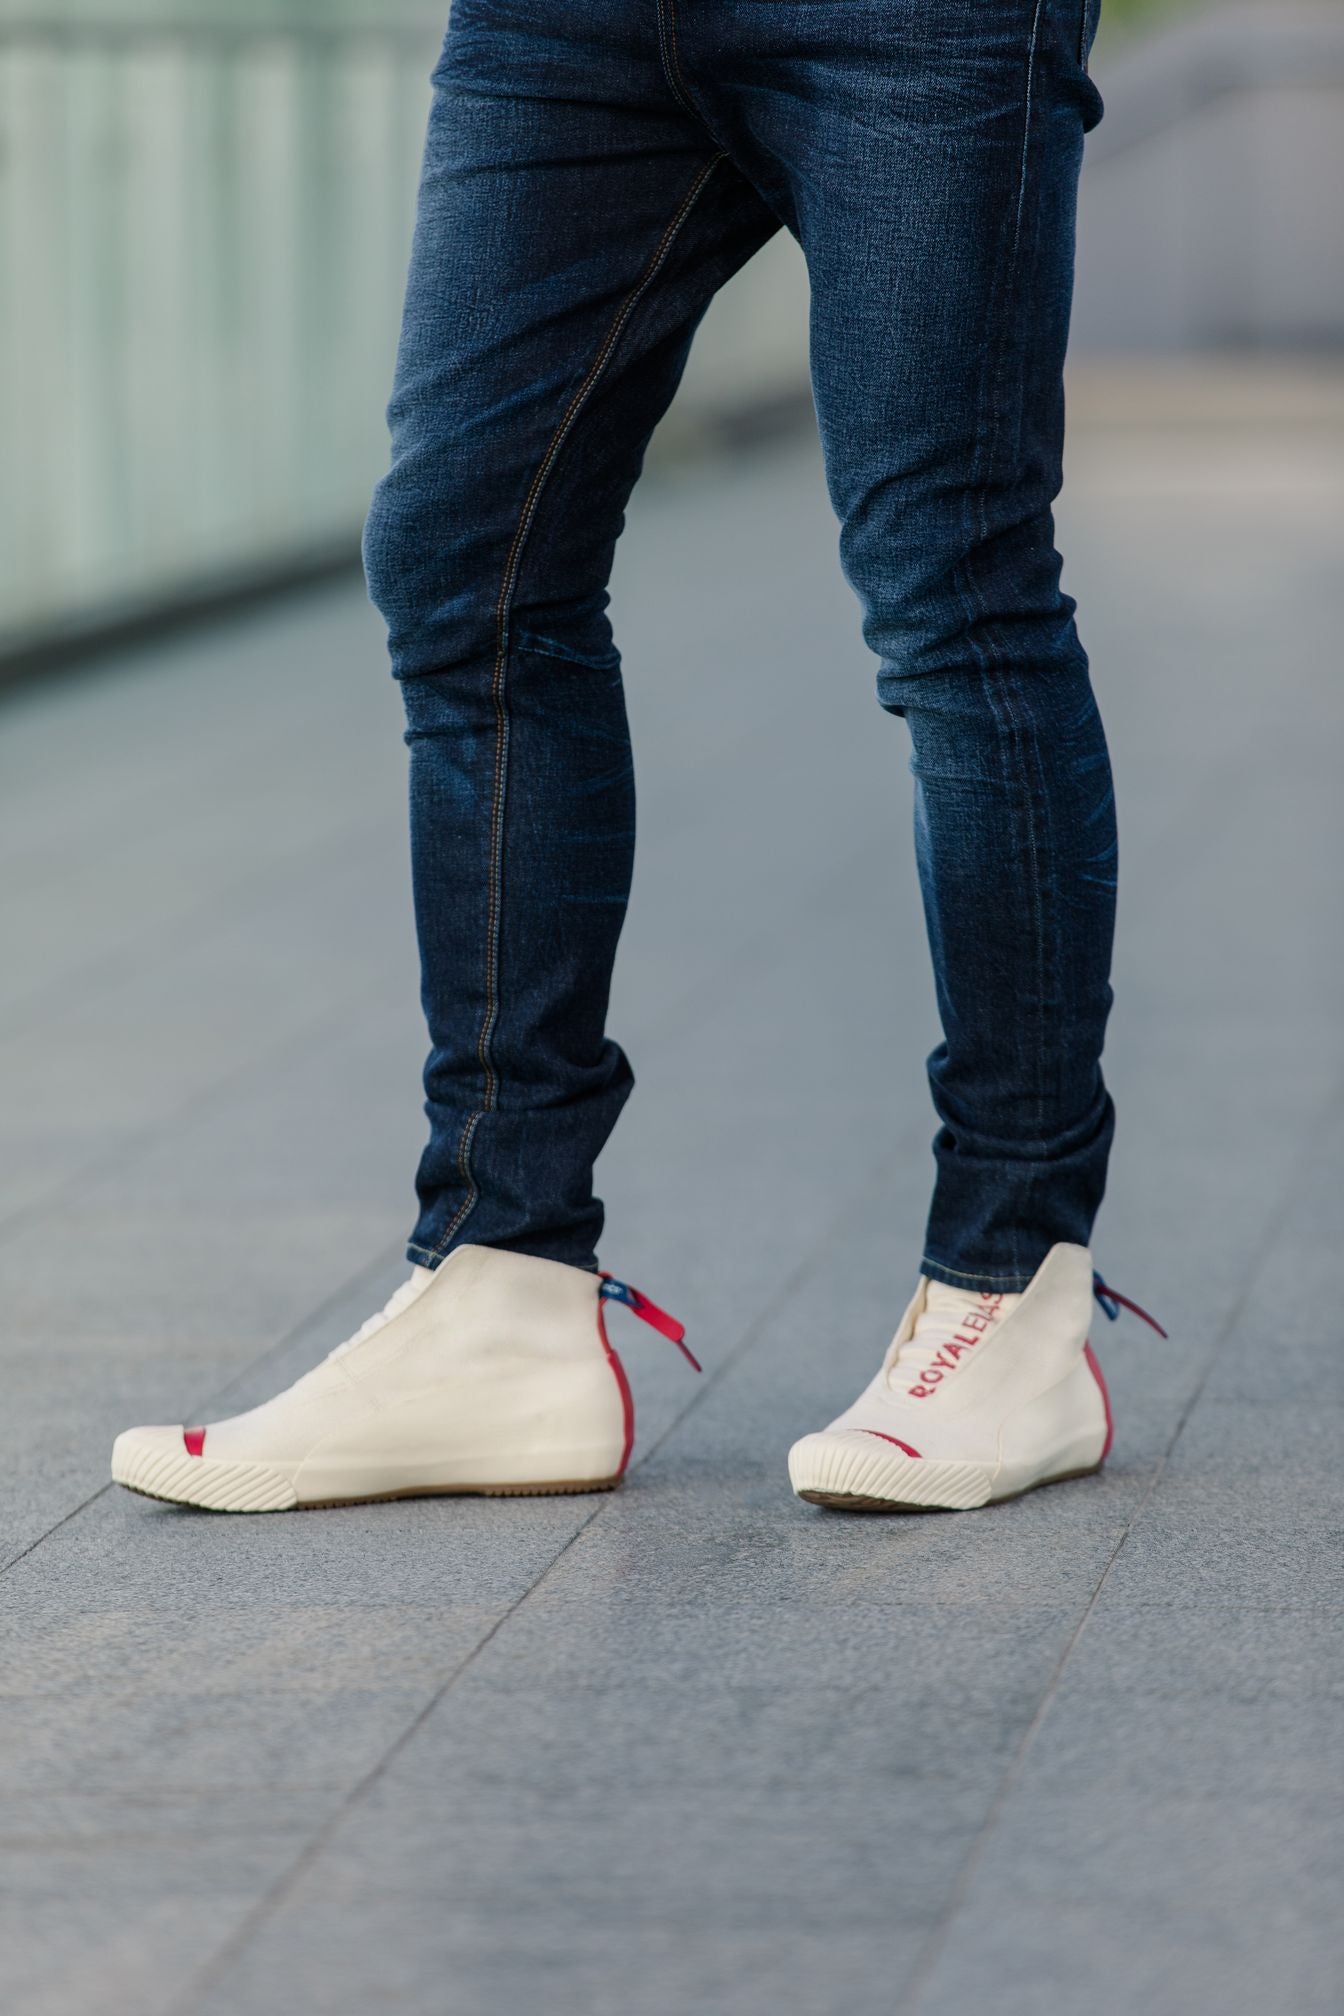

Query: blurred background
[2,0,1343,661]
[2,7,1343,2015]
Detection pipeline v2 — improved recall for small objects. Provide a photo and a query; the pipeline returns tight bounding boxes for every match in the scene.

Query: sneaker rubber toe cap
[112,1424,297,1512]
[788,1430,992,1511]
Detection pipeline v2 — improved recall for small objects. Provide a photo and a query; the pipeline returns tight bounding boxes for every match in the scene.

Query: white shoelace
[328,1266,435,1360]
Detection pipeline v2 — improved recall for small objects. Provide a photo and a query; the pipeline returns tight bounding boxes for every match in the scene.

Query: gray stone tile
[0,1209,406,1360]
[1165,1397,1344,1491]
[302,1779,982,1932]
[372,1670,1021,1806]
[548,1446,1138,1611]
[0,1892,262,2016]
[196,1906,918,2016]
[0,831,415,1231]
[1195,1131,1344,1405]
[913,1892,1341,2016]
[1020,1682,1340,1808]
[1104,1481,1344,1609]
[462,1590,1074,1700]
[8,1485,602,1614]
[2,402,1342,2016]
[0,1602,506,1704]
[910,1612,1344,2014]
[0,1684,429,1799]
[1064,1601,1344,1701]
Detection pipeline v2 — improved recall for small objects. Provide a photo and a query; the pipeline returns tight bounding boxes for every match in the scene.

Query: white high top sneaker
[788,1243,1116,1512]
[111,1246,695,1512]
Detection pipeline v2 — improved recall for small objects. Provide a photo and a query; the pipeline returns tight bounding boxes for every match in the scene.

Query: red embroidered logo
[908,1292,1005,1398]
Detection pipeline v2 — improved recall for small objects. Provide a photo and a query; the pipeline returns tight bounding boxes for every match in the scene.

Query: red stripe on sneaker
[860,1431,922,1459]
[596,1300,635,1478]
[1083,1342,1113,1463]
[183,1428,206,1457]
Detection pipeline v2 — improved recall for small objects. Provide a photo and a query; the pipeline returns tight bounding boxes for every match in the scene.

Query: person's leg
[682,0,1113,1291]
[363,0,777,1272]
[111,0,769,1512]
[641,1,1127,1510]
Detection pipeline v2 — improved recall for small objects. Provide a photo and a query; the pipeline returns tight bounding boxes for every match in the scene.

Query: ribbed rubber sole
[788,1432,1102,1513]
[113,1445,297,1512]
[796,1465,1101,1514]
[112,1440,623,1512]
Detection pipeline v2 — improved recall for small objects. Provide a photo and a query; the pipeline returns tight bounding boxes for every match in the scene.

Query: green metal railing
[0,5,441,650]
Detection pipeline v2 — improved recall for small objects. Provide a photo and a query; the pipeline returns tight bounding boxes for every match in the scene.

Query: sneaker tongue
[903,1280,1020,1369]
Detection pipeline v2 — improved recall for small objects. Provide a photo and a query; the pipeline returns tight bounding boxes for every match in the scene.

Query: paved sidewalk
[1,374,1341,2015]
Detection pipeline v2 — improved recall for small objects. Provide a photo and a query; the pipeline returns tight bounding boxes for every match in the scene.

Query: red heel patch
[1082,1342,1114,1463]
[595,1302,636,1478]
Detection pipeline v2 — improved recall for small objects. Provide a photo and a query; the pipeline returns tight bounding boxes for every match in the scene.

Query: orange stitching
[656,0,697,119]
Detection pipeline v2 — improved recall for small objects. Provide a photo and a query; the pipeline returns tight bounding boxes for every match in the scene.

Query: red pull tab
[599,1275,700,1370]
[1093,1273,1168,1339]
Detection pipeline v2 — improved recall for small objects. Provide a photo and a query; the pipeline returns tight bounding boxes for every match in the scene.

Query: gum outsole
[117,1476,624,1513]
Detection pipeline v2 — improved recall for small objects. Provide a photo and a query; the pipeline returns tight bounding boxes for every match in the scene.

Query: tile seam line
[0,1484,112,1581]
[169,1511,609,2016]
[0,1235,412,1581]
[169,1146,900,2012]
[899,1067,1344,2016]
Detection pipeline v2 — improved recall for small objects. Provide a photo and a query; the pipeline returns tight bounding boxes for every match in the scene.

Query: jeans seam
[655,0,700,124]
[995,0,1053,1243]
[423,151,726,1262]
[1003,0,1054,1179]
[938,0,1049,1285]
[1014,0,1046,250]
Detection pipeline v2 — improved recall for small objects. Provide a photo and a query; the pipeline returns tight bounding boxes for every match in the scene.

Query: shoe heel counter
[596,1299,635,1476]
[995,1352,1109,1494]
[1082,1341,1113,1462]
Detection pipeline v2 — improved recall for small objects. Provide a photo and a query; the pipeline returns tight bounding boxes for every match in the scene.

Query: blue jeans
[364,0,1114,1293]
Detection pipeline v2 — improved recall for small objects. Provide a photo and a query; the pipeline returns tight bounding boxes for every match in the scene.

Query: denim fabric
[364,0,1114,1292]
